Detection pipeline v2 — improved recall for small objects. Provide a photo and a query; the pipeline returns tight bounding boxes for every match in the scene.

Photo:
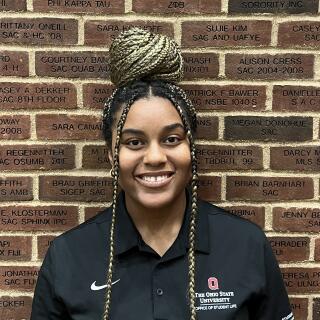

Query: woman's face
[108,96,192,210]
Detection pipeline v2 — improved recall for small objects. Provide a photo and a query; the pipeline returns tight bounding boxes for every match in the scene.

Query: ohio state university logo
[207,277,219,290]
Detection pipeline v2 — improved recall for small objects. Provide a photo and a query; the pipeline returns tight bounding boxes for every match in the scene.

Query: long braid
[102,95,138,320]
[163,83,198,320]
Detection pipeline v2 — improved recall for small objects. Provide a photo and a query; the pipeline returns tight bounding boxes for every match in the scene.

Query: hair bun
[109,27,183,87]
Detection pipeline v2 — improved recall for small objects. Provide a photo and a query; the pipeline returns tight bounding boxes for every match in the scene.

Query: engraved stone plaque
[0,206,78,231]
[0,18,77,45]
[182,53,219,80]
[270,147,320,171]
[0,296,32,320]
[223,206,265,227]
[82,145,110,169]
[0,115,30,140]
[33,0,125,14]
[273,207,320,232]
[35,52,110,79]
[0,267,39,291]
[197,176,221,201]
[0,236,32,261]
[225,54,314,80]
[273,85,320,112]
[36,114,103,140]
[0,145,75,170]
[0,82,77,110]
[282,268,320,294]
[182,21,271,47]
[84,21,174,46]
[227,177,313,201]
[0,51,28,76]
[37,235,56,259]
[0,177,33,201]
[182,85,266,111]
[39,176,113,202]
[196,145,263,171]
[268,237,309,262]
[225,116,313,141]
[228,0,318,14]
[83,83,114,109]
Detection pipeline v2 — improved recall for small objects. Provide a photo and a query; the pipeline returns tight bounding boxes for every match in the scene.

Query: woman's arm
[31,242,69,320]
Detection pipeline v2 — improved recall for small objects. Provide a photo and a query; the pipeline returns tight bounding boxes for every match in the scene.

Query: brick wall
[0,0,319,319]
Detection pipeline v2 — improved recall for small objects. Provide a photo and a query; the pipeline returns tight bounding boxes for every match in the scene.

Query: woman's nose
[143,142,167,166]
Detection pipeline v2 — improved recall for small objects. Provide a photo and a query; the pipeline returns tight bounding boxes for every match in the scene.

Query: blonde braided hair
[102,28,198,320]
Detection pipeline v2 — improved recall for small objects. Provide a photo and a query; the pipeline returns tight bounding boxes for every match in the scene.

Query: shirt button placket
[152,265,167,319]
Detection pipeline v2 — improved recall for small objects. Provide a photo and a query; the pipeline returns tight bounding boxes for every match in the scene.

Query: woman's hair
[101,28,199,320]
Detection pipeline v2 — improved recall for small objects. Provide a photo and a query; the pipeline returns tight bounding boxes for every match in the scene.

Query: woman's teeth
[142,175,170,182]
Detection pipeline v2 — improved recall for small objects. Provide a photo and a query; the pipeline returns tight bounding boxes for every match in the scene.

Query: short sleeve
[31,243,68,320]
[250,235,294,320]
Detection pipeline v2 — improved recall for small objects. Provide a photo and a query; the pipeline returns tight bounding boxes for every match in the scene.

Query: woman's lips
[135,173,174,188]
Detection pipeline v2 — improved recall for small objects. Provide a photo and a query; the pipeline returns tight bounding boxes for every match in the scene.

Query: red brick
[85,206,107,221]
[196,145,263,171]
[84,21,174,46]
[223,206,265,228]
[196,116,218,140]
[0,236,32,261]
[0,18,78,45]
[0,82,77,110]
[270,146,320,171]
[0,115,30,140]
[181,84,266,111]
[37,235,57,259]
[82,145,111,169]
[0,267,39,291]
[225,116,313,142]
[0,144,75,170]
[0,0,27,11]
[182,21,271,48]
[268,237,309,263]
[39,176,113,202]
[0,296,32,320]
[289,297,308,320]
[83,83,115,109]
[0,206,78,231]
[133,0,220,14]
[313,298,320,320]
[315,238,320,261]
[273,85,320,112]
[228,0,318,14]
[0,177,33,201]
[35,51,109,79]
[282,267,320,294]
[33,0,125,13]
[36,114,103,140]
[182,53,219,80]
[278,21,320,48]
[225,54,314,80]
[197,176,221,201]
[273,207,320,233]
[0,51,28,77]
[226,177,314,201]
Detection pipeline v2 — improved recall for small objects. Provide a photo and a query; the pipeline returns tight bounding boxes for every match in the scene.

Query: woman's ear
[107,149,113,167]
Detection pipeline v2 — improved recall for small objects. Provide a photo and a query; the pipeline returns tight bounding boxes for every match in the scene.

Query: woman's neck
[124,190,187,256]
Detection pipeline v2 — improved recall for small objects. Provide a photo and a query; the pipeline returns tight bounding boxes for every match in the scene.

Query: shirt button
[156,288,163,296]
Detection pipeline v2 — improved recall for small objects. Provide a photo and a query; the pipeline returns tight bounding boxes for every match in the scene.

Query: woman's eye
[165,136,181,144]
[126,139,143,147]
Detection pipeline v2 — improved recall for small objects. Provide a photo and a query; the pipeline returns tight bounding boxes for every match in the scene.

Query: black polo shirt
[31,188,294,320]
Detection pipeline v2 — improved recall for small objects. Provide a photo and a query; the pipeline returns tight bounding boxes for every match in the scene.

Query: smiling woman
[31,28,294,320]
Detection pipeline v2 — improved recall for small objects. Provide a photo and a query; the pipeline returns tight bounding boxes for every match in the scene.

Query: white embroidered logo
[90,279,120,291]
[281,312,294,320]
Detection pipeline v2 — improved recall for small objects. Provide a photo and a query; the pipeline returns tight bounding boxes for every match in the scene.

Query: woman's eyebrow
[121,123,185,136]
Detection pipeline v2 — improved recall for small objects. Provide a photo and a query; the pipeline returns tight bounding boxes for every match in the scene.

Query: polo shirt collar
[114,187,210,256]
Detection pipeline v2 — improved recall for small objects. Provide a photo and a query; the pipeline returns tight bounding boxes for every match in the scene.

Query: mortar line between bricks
[271,17,279,47]
[221,0,228,13]
[125,0,133,13]
[31,235,38,262]
[26,0,33,11]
